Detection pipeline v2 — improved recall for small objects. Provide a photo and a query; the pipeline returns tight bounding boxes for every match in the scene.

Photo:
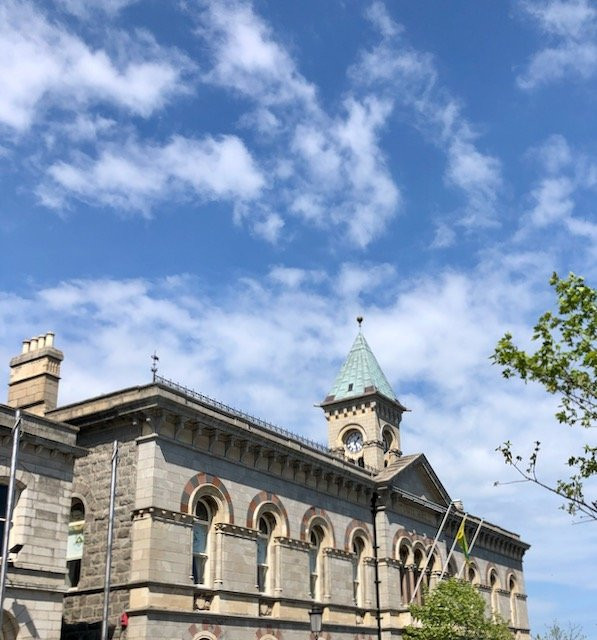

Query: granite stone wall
[63,430,139,629]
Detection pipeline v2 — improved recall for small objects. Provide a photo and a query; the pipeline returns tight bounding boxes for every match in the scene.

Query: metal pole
[370,492,382,640]
[439,512,467,581]
[457,519,484,579]
[409,500,454,603]
[101,441,118,640]
[0,410,22,630]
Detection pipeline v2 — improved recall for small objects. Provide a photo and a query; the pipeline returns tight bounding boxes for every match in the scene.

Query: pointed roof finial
[356,316,363,328]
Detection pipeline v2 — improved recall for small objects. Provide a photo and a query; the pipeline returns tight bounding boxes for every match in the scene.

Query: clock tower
[321,319,407,472]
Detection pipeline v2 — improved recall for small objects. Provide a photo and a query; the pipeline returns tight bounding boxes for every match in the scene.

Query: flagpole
[409,500,455,603]
[101,440,118,640]
[0,410,22,632]
[439,512,467,581]
[457,519,484,579]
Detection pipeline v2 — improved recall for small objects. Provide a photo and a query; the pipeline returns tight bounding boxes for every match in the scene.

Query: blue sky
[1,0,596,634]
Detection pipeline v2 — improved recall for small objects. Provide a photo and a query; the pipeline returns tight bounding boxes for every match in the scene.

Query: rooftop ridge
[154,374,379,474]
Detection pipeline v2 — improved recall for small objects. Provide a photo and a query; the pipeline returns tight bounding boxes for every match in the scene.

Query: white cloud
[431,221,457,249]
[250,210,285,244]
[54,0,139,18]
[522,0,596,40]
[533,133,573,173]
[517,0,597,89]
[268,266,326,289]
[0,0,190,133]
[519,135,597,254]
[351,2,502,228]
[528,176,575,226]
[197,1,317,109]
[289,96,400,247]
[445,140,502,226]
[195,1,402,247]
[58,115,117,143]
[336,262,396,299]
[40,134,264,212]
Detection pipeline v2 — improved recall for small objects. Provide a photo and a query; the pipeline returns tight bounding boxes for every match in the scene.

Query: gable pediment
[378,453,451,507]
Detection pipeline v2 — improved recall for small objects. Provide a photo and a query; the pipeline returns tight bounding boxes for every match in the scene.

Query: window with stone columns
[256,512,277,594]
[351,535,366,607]
[67,498,85,588]
[192,497,217,585]
[489,568,499,615]
[467,563,480,586]
[309,523,329,601]
[398,542,411,605]
[508,575,518,626]
[412,546,425,604]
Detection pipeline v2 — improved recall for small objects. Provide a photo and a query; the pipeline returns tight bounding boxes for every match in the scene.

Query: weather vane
[357,316,363,328]
[151,351,159,382]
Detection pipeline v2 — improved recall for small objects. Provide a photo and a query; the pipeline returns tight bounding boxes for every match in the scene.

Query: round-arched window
[382,430,393,453]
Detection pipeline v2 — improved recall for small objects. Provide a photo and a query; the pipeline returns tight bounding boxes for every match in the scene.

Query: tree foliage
[492,272,597,520]
[534,620,587,640]
[404,578,512,640]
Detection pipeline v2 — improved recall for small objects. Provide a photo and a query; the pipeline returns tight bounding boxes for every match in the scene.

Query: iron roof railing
[154,374,377,474]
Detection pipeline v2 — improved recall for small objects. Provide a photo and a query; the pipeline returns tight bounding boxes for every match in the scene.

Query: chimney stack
[7,332,64,415]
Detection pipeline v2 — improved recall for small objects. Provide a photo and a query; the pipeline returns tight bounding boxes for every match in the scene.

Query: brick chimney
[7,332,64,415]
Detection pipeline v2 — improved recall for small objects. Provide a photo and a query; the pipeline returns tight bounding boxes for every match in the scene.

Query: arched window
[398,543,410,605]
[382,429,393,454]
[309,525,326,600]
[67,498,85,588]
[352,536,366,607]
[412,547,425,604]
[467,563,479,586]
[489,569,499,615]
[509,575,518,626]
[257,513,276,593]
[193,498,216,585]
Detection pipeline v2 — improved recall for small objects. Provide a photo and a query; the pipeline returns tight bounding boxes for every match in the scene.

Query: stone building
[4,328,530,639]
[1,334,85,639]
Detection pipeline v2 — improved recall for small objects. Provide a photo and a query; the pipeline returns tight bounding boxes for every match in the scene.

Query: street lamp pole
[0,409,22,631]
[309,604,323,640]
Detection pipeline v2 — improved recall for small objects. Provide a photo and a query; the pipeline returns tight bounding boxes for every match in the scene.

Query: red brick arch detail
[392,527,433,555]
[392,527,412,554]
[300,506,336,547]
[344,519,371,551]
[180,472,234,524]
[184,621,222,640]
[256,627,283,640]
[246,491,290,537]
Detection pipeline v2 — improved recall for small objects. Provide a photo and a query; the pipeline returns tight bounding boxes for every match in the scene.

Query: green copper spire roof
[324,329,398,404]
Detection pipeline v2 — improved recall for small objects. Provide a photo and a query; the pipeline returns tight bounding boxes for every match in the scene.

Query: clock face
[345,431,363,453]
